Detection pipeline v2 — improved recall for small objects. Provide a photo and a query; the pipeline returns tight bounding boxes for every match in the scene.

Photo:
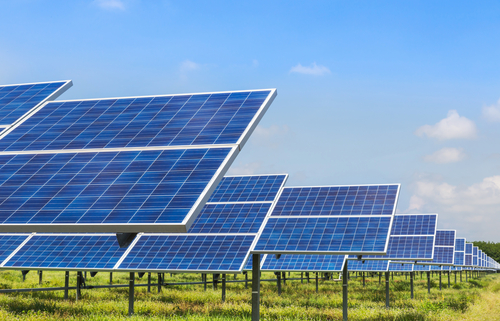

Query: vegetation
[472,241,500,263]
[0,269,498,320]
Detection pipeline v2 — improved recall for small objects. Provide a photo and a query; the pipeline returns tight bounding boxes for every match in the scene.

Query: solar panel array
[0,81,71,128]
[252,184,400,255]
[389,262,413,272]
[454,237,466,267]
[348,260,389,272]
[261,254,347,272]
[0,174,287,273]
[349,214,436,260]
[0,88,277,233]
[415,230,455,266]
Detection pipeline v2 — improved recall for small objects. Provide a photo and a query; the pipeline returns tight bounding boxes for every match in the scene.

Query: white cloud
[179,60,201,81]
[250,124,290,150]
[406,175,500,241]
[289,62,331,76]
[482,99,500,122]
[423,147,466,164]
[415,110,477,140]
[94,0,125,10]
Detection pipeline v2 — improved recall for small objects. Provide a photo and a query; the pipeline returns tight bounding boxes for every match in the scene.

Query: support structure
[222,274,226,302]
[439,271,442,291]
[275,272,281,296]
[64,271,69,300]
[110,272,113,284]
[129,272,134,316]
[427,271,431,294]
[38,271,43,285]
[315,272,319,293]
[147,273,151,293]
[252,254,260,321]
[410,271,414,299]
[385,271,390,308]
[362,272,365,287]
[448,271,450,288]
[157,273,162,293]
[342,260,348,321]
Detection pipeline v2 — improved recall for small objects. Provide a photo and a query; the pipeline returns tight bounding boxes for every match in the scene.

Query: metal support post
[64,271,69,300]
[427,272,431,294]
[203,273,207,291]
[158,273,162,293]
[245,272,248,289]
[222,274,226,302]
[38,271,43,285]
[410,271,414,299]
[147,273,151,293]
[448,271,450,288]
[110,272,113,284]
[213,274,219,290]
[362,272,365,287]
[342,260,348,321]
[460,271,462,282]
[301,272,303,284]
[76,272,82,301]
[252,254,260,321]
[385,272,390,308]
[306,272,310,283]
[316,272,319,293]
[439,271,442,291]
[379,272,381,285]
[276,272,281,296]
[129,272,134,316]
[466,270,468,281]
[454,271,457,284]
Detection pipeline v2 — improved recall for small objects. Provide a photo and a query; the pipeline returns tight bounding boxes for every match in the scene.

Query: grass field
[0,269,498,320]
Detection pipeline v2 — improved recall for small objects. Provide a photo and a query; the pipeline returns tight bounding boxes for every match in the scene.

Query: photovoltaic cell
[188,203,271,234]
[389,262,413,272]
[435,230,455,246]
[254,216,392,254]
[0,148,234,230]
[207,175,286,203]
[271,185,399,216]
[118,234,255,272]
[454,237,466,266]
[3,234,126,270]
[348,260,389,272]
[0,234,30,263]
[465,243,473,254]
[413,264,431,271]
[261,254,346,272]
[353,214,437,260]
[0,81,71,126]
[0,90,273,152]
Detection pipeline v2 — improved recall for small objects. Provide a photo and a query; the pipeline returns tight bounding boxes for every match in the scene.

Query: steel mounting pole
[252,254,260,321]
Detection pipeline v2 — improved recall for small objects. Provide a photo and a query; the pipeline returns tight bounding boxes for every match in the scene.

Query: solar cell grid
[271,185,399,216]
[0,147,235,231]
[435,230,455,246]
[465,243,473,254]
[207,174,287,203]
[348,260,389,272]
[3,234,126,270]
[455,238,465,252]
[0,90,274,152]
[261,254,346,272]
[0,81,71,126]
[118,234,255,272]
[390,214,436,236]
[0,234,31,264]
[454,251,465,266]
[389,262,413,272]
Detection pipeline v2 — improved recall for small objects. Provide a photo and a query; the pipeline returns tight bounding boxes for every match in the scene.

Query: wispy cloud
[423,147,466,164]
[406,175,500,240]
[415,110,477,140]
[250,124,290,150]
[482,99,500,122]
[226,162,263,175]
[179,60,201,80]
[290,62,330,76]
[94,0,125,10]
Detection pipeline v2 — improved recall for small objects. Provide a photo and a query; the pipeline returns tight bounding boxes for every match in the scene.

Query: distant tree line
[472,241,500,263]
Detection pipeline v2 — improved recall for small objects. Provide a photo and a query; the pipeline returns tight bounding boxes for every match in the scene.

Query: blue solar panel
[261,254,346,272]
[271,185,399,216]
[348,260,389,272]
[0,234,31,264]
[465,243,473,254]
[455,238,465,252]
[390,214,437,235]
[118,234,254,272]
[413,264,430,271]
[207,174,287,203]
[0,81,71,126]
[254,216,392,254]
[454,237,466,266]
[435,230,455,246]
[454,251,465,266]
[465,255,472,266]
[3,234,126,270]
[354,214,437,260]
[0,90,274,152]
[189,203,271,234]
[432,247,455,265]
[389,262,413,272]
[0,148,233,230]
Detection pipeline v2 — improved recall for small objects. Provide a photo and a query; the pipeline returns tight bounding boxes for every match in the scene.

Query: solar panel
[389,262,413,272]
[207,175,286,203]
[478,250,483,267]
[412,264,430,271]
[1,234,127,271]
[1,174,288,273]
[252,184,400,255]
[454,237,465,266]
[435,230,455,246]
[473,246,478,266]
[0,234,31,264]
[348,260,389,272]
[0,89,277,232]
[465,243,473,266]
[0,81,71,128]
[261,254,346,272]
[414,229,455,266]
[351,214,437,260]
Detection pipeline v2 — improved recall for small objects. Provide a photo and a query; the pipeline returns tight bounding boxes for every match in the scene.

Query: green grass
[0,270,497,320]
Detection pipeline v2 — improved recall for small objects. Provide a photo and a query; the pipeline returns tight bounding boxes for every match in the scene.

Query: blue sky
[2,0,500,241]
